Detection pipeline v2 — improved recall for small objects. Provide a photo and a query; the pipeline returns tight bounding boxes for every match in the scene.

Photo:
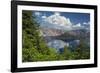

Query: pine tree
[62,46,72,60]
[22,10,58,62]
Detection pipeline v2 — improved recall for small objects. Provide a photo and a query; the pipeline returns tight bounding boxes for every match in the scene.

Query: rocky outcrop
[40,28,64,37]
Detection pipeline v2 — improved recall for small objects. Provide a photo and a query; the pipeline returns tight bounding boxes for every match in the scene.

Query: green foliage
[22,10,90,62]
[22,10,58,62]
[73,40,90,59]
[62,46,72,60]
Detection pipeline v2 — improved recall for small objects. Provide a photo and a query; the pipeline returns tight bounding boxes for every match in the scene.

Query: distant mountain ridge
[40,27,65,37]
[40,27,90,40]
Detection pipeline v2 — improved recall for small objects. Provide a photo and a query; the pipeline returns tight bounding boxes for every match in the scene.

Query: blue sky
[33,11,90,25]
[32,11,90,31]
[61,12,90,25]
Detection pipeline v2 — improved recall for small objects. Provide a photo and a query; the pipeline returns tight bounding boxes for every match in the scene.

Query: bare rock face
[40,28,64,37]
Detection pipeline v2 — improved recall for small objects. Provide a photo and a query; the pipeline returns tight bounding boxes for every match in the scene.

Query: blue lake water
[46,39,80,53]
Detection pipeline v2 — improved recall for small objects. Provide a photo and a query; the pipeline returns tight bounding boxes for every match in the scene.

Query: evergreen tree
[74,40,90,59]
[62,46,72,60]
[22,10,58,62]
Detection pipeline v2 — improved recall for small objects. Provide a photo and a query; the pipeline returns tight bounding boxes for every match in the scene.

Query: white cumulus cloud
[72,23,84,30]
[83,21,90,30]
[43,12,72,26]
[42,16,47,19]
[83,21,90,25]
[34,12,41,16]
[54,12,60,16]
[40,12,85,31]
[74,23,81,27]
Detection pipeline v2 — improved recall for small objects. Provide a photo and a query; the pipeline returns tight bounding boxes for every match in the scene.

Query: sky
[32,11,90,30]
